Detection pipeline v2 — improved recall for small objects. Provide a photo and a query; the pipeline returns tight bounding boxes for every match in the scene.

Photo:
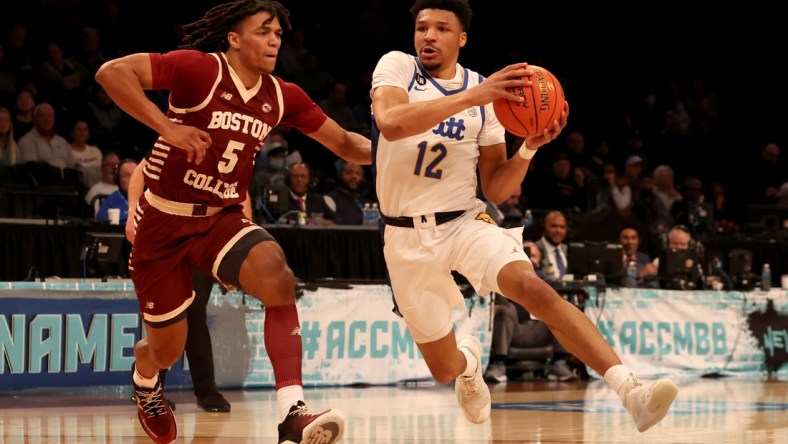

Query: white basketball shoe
[620,376,679,432]
[455,336,491,424]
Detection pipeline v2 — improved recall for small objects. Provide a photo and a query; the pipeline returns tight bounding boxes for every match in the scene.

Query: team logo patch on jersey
[221,92,233,100]
[475,212,497,225]
[468,107,478,117]
[416,73,426,85]
[262,103,272,113]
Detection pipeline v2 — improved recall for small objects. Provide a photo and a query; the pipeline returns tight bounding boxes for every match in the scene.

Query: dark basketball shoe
[277,401,344,444]
[132,364,177,444]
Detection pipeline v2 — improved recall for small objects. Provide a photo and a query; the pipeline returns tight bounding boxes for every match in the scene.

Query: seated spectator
[596,162,632,214]
[651,165,682,234]
[18,102,75,170]
[483,242,578,383]
[280,162,331,223]
[618,225,657,286]
[251,142,288,192]
[318,82,367,134]
[0,106,20,166]
[653,224,710,290]
[255,128,302,171]
[535,211,569,282]
[324,161,369,225]
[96,158,137,223]
[69,119,103,187]
[708,180,740,234]
[85,152,120,213]
[670,176,715,238]
[12,89,35,140]
[82,85,123,151]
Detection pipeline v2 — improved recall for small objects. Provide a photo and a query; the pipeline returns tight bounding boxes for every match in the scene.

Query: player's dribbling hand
[161,123,212,164]
[472,63,533,105]
[524,101,570,150]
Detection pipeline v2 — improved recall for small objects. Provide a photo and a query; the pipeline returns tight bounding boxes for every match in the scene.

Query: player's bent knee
[239,243,296,302]
[147,343,184,369]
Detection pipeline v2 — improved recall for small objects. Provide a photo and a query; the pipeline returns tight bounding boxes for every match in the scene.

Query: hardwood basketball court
[1,378,786,443]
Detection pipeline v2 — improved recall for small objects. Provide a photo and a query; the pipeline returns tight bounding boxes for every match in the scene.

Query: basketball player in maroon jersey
[95,1,369,443]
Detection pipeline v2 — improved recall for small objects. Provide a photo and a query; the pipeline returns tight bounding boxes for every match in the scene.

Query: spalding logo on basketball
[493,65,565,137]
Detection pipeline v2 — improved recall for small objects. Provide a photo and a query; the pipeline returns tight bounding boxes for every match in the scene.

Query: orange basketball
[493,65,565,137]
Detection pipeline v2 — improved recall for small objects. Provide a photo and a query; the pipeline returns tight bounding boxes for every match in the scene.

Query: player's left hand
[160,122,212,164]
[524,101,569,150]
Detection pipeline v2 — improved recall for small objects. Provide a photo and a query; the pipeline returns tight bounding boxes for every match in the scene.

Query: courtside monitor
[84,232,125,264]
[255,185,289,222]
[567,242,624,285]
[659,248,702,290]
[744,204,788,234]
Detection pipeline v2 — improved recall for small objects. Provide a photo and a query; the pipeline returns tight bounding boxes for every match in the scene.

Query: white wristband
[518,142,537,160]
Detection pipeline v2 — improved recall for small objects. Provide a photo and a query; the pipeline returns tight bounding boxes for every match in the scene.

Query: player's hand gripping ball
[493,65,565,137]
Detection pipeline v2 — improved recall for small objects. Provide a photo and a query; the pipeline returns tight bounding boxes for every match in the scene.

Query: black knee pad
[217,229,275,288]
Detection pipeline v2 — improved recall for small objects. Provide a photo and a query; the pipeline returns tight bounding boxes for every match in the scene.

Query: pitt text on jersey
[433,117,466,141]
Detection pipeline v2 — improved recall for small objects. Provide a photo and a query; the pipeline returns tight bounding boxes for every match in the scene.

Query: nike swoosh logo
[414,86,426,91]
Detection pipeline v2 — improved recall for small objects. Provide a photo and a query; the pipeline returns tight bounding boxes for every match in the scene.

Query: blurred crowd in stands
[1,0,786,267]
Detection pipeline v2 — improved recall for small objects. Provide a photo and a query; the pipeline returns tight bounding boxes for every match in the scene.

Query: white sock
[133,368,159,389]
[459,347,477,377]
[277,385,305,421]
[604,364,632,400]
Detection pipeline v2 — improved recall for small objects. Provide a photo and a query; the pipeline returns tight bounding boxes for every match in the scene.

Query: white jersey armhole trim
[269,75,285,126]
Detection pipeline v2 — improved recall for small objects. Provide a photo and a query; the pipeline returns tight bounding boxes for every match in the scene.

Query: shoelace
[460,374,479,395]
[289,403,311,417]
[621,376,646,408]
[623,376,643,396]
[136,387,168,418]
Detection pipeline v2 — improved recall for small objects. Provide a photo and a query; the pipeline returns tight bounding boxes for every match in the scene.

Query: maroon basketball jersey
[144,50,326,207]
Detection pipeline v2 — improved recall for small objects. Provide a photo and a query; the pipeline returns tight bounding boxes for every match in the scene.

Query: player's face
[413,9,466,73]
[232,12,283,74]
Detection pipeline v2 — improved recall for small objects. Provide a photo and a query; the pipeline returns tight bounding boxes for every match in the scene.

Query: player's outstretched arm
[306,118,372,165]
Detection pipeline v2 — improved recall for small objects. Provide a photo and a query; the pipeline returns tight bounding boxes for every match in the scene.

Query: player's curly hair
[409,0,472,31]
[181,0,291,51]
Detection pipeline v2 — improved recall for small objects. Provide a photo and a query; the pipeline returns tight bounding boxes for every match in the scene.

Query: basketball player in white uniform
[371,0,678,432]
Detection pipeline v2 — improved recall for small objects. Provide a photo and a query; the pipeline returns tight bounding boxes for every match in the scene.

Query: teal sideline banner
[584,288,788,379]
[0,282,492,391]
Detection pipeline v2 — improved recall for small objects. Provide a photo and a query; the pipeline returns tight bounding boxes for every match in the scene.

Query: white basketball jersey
[371,51,506,217]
